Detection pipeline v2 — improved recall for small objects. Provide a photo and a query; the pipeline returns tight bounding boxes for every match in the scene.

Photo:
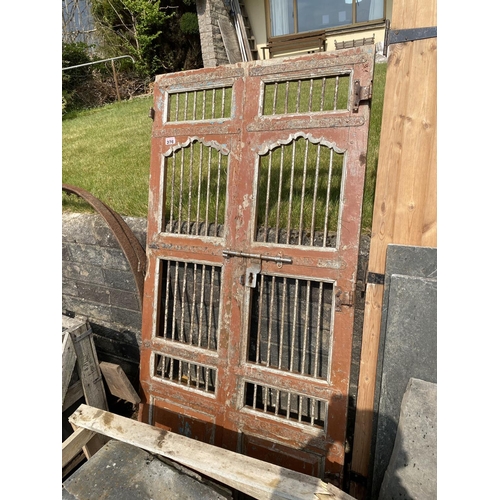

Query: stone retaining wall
[62,213,146,381]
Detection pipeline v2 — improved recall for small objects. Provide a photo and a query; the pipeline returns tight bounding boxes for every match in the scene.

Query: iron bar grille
[256,136,344,247]
[166,86,233,122]
[153,353,216,393]
[249,276,334,379]
[163,141,228,237]
[156,260,221,351]
[262,74,350,115]
[244,382,327,429]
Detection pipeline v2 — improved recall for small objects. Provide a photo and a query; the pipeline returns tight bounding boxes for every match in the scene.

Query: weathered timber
[69,322,108,411]
[349,0,437,497]
[62,427,96,468]
[99,361,141,404]
[70,404,355,500]
[63,381,84,413]
[62,332,77,405]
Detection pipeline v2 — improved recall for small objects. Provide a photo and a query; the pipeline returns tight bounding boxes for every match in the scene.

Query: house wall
[244,0,391,59]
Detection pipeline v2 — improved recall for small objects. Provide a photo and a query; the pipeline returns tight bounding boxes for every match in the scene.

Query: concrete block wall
[196,0,235,67]
[62,213,146,382]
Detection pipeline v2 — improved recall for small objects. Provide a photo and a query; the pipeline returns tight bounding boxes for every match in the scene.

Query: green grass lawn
[62,63,386,232]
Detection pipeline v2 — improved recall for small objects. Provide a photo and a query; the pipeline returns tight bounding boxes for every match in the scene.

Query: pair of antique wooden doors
[139,46,374,485]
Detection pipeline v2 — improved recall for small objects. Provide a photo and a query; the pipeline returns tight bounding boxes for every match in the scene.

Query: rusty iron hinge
[353,80,372,112]
[349,471,368,486]
[383,20,437,56]
[335,288,354,311]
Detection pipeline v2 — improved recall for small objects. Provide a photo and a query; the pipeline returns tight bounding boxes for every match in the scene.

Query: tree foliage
[90,0,202,78]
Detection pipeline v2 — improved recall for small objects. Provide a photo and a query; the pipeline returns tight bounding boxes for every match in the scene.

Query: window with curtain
[268,0,384,37]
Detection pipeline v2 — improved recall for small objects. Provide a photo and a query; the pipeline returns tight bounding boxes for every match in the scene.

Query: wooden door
[139,47,374,486]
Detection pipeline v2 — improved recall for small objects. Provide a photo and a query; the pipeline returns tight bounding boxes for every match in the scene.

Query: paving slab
[378,378,437,500]
[62,439,231,499]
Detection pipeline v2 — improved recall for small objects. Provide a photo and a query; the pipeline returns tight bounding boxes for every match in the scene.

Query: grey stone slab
[62,439,231,499]
[103,268,138,293]
[62,213,98,245]
[372,272,437,498]
[378,378,437,500]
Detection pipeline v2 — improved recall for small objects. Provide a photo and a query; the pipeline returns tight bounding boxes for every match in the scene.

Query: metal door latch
[335,288,354,311]
[353,80,372,112]
[243,260,261,288]
[223,250,291,288]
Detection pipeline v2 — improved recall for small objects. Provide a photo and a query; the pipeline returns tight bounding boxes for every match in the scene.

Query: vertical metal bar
[298,139,310,245]
[308,78,314,112]
[313,282,324,379]
[163,260,172,338]
[161,355,166,378]
[310,143,322,243]
[195,364,200,389]
[286,391,291,420]
[192,89,197,120]
[266,275,276,367]
[284,80,290,114]
[189,263,198,345]
[272,81,278,115]
[263,386,269,413]
[168,155,176,232]
[301,281,311,374]
[263,150,273,242]
[184,91,188,121]
[187,143,194,231]
[196,143,203,236]
[202,89,206,120]
[168,356,174,381]
[278,277,287,369]
[178,360,183,384]
[255,273,265,363]
[310,397,316,426]
[205,147,213,236]
[333,76,340,110]
[207,266,216,349]
[289,278,300,372]
[275,389,280,416]
[198,264,207,347]
[320,77,326,112]
[178,148,186,233]
[215,151,222,231]
[171,262,180,341]
[221,87,226,118]
[296,79,302,113]
[298,395,303,423]
[286,141,297,244]
[211,88,216,119]
[323,149,335,247]
[275,145,285,243]
[175,92,179,121]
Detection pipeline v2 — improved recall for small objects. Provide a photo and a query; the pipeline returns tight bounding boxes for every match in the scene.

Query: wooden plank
[62,427,96,468]
[62,332,77,405]
[349,0,437,497]
[70,404,355,500]
[63,381,84,412]
[99,361,141,404]
[218,18,242,64]
[69,323,108,411]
